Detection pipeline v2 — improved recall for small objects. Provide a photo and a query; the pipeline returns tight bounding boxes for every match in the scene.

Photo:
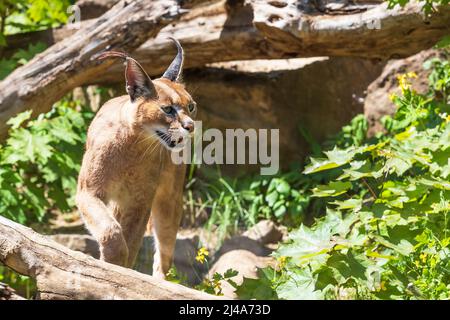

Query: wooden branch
[0,216,219,300]
[33,0,450,85]
[0,0,202,138]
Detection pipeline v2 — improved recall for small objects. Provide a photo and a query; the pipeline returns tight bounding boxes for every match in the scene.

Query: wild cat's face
[138,78,196,151]
[98,38,196,151]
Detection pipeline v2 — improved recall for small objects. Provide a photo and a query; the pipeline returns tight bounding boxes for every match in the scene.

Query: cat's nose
[182,120,194,133]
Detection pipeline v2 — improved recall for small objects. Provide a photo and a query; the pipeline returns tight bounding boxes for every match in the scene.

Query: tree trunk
[0,0,201,138]
[249,0,450,59]
[0,216,220,300]
[6,1,450,78]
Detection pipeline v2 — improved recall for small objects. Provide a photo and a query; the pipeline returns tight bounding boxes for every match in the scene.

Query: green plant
[185,164,316,242]
[0,97,93,225]
[0,41,46,79]
[195,269,239,296]
[386,0,449,13]
[237,57,450,300]
[0,0,71,78]
[1,0,71,38]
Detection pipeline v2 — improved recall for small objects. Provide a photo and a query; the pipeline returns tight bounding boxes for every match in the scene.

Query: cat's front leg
[76,191,129,266]
[148,162,186,279]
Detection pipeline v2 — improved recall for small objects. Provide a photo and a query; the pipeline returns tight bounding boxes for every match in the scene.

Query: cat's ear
[97,51,157,102]
[124,57,157,101]
[162,37,184,82]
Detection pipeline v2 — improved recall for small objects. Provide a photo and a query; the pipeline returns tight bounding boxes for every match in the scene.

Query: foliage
[185,165,318,242]
[0,98,93,225]
[195,269,239,296]
[0,41,46,79]
[237,57,450,300]
[0,0,71,79]
[166,249,238,297]
[191,99,378,241]
[0,0,71,37]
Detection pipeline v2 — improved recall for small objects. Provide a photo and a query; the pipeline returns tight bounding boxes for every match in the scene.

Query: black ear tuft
[162,37,184,82]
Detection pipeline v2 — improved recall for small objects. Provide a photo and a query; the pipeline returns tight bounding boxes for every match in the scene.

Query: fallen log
[250,0,450,59]
[7,0,450,81]
[0,215,219,300]
[0,0,202,138]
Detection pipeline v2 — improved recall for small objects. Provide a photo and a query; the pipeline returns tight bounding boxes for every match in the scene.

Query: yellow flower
[277,256,287,269]
[195,247,209,264]
[389,93,397,102]
[420,252,427,263]
[397,72,417,94]
[213,279,222,290]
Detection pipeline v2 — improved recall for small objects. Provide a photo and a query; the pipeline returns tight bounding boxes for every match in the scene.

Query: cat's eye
[161,106,175,114]
[188,102,196,113]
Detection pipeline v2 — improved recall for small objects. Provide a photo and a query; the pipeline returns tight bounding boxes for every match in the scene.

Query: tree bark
[6,0,450,80]
[250,0,450,59]
[0,0,201,138]
[0,216,220,300]
[0,0,449,137]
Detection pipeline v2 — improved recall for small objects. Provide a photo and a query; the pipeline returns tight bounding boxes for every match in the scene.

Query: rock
[48,210,86,234]
[242,220,283,244]
[50,234,100,258]
[134,234,207,286]
[364,49,444,135]
[215,235,272,259]
[184,57,384,174]
[208,250,273,298]
[178,227,221,257]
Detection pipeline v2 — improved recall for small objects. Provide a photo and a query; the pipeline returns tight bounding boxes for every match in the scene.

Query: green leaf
[265,191,278,207]
[326,250,369,282]
[312,181,352,197]
[277,224,335,266]
[6,110,32,130]
[235,268,278,300]
[0,58,17,80]
[274,205,287,218]
[276,269,323,300]
[4,128,53,163]
[303,146,363,174]
[275,179,291,195]
[435,35,450,49]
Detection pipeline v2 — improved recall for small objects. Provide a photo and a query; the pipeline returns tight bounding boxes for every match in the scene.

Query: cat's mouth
[155,130,184,150]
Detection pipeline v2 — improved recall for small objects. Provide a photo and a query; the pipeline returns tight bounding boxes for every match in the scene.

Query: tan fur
[76,78,195,278]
